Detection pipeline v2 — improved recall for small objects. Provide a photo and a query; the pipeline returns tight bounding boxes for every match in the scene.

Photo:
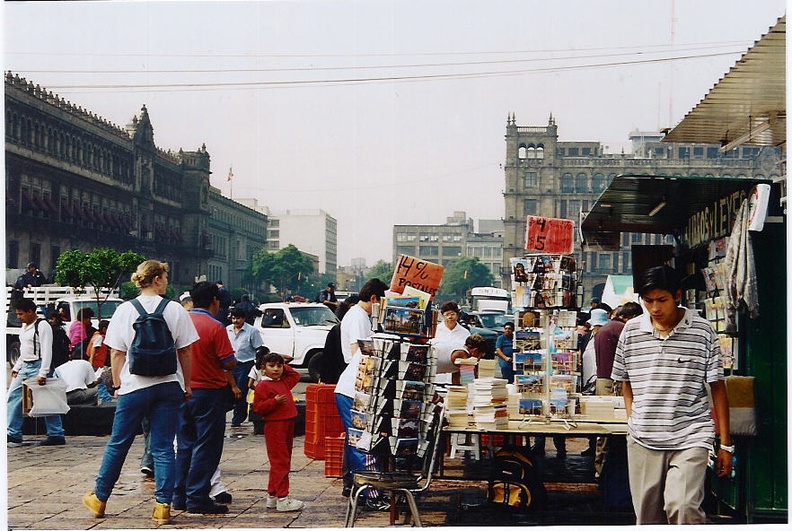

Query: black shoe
[214,491,232,504]
[140,466,154,478]
[341,486,352,497]
[530,445,545,457]
[188,503,229,515]
[8,435,22,445]
[581,447,595,457]
[363,499,390,512]
[39,436,65,446]
[172,499,186,511]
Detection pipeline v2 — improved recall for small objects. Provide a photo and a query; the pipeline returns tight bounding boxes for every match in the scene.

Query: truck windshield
[290,306,339,326]
[73,300,124,320]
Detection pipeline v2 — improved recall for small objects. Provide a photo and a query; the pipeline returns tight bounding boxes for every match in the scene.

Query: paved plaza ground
[6,420,644,529]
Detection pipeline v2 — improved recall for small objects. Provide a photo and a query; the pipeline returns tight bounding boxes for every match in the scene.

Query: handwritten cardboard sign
[525,216,574,254]
[390,255,444,299]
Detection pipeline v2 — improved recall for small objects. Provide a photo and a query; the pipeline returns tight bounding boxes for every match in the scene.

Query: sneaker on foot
[83,491,106,518]
[266,495,278,509]
[152,502,171,524]
[7,435,22,446]
[363,498,390,512]
[140,466,154,478]
[276,497,305,512]
[39,436,65,446]
[214,491,232,504]
[187,503,228,515]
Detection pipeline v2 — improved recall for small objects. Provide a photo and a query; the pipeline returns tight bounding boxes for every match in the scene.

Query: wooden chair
[344,403,445,527]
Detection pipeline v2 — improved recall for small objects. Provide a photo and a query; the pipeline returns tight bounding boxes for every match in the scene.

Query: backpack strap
[130,298,147,317]
[152,297,171,317]
[33,318,43,360]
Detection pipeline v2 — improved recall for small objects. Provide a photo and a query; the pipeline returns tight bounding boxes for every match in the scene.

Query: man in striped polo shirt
[612,265,732,524]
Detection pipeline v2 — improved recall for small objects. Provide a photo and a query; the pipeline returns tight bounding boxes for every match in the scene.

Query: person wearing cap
[611,265,731,524]
[315,283,338,310]
[215,280,232,325]
[15,261,47,289]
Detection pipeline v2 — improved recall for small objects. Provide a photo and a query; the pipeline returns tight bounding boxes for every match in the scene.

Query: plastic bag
[22,377,70,417]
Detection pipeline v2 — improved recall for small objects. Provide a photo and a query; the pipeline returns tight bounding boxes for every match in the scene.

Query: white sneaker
[276,497,305,512]
[266,495,278,509]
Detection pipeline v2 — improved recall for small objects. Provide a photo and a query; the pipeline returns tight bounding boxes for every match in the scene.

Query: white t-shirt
[13,319,54,378]
[582,336,597,388]
[432,321,471,382]
[334,304,373,398]
[54,359,96,393]
[104,295,199,395]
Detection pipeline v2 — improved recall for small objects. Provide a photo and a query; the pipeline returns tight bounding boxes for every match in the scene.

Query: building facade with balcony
[503,114,782,298]
[5,72,267,290]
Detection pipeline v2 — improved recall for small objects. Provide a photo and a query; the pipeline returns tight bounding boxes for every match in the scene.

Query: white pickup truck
[5,286,124,367]
[253,302,339,382]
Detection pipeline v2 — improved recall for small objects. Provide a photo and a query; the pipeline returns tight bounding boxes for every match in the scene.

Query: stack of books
[471,378,509,430]
[477,358,497,379]
[445,385,470,428]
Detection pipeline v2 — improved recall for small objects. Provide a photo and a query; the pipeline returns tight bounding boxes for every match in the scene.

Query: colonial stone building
[503,114,781,297]
[5,72,267,291]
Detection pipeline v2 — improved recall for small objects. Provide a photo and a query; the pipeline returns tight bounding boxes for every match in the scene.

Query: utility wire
[36,50,745,92]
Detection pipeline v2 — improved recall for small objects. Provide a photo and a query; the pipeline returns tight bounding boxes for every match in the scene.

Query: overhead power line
[35,50,745,93]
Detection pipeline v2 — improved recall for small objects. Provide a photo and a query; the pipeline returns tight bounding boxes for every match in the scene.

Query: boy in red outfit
[252,353,305,512]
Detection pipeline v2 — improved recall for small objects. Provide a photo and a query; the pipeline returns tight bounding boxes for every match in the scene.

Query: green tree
[251,244,314,297]
[438,256,494,301]
[365,260,394,285]
[55,248,146,312]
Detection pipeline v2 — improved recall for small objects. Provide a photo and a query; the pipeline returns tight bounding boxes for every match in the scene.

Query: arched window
[527,145,536,158]
[518,144,527,159]
[536,144,544,159]
[561,173,574,193]
[592,173,605,192]
[575,173,588,193]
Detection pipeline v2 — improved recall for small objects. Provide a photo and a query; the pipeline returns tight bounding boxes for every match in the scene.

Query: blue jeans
[173,388,227,509]
[94,382,183,504]
[498,357,514,383]
[7,360,65,440]
[335,393,380,499]
[231,360,255,425]
[140,416,153,470]
[96,381,114,403]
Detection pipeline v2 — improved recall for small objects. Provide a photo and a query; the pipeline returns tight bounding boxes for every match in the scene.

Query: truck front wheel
[8,340,20,368]
[306,350,324,383]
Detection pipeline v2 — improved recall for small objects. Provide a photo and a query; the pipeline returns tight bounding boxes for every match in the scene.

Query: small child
[247,346,270,391]
[252,352,305,512]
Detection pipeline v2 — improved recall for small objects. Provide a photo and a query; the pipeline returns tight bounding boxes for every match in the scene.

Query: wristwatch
[719,443,735,453]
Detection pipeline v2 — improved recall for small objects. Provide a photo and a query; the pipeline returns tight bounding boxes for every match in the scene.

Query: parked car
[253,302,339,382]
[469,312,515,335]
[460,320,499,358]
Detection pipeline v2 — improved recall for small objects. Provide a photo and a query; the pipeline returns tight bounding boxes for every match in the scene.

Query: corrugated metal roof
[663,16,786,148]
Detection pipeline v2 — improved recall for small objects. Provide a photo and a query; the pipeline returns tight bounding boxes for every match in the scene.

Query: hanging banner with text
[525,215,575,254]
[390,254,444,299]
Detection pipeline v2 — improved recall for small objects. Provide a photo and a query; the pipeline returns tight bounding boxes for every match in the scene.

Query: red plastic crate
[306,384,337,404]
[324,434,346,478]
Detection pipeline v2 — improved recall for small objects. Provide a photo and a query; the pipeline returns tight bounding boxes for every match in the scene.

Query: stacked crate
[324,433,346,478]
[304,383,345,459]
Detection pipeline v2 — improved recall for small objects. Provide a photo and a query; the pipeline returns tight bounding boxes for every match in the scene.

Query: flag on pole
[227,167,234,182]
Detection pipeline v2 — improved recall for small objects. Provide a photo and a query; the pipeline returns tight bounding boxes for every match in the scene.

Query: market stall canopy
[580,174,770,250]
[662,16,785,151]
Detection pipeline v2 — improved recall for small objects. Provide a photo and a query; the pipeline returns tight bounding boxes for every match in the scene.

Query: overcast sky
[3,1,786,266]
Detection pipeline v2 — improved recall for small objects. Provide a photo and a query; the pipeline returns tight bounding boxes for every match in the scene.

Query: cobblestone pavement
[7,425,633,529]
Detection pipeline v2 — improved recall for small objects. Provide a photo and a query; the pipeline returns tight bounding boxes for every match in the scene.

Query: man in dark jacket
[15,262,47,289]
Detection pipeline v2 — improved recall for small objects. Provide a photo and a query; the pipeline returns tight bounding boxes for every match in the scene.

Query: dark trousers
[173,388,227,509]
[231,360,255,425]
[264,418,295,497]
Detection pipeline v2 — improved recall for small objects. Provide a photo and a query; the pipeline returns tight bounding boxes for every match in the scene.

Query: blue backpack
[128,298,178,376]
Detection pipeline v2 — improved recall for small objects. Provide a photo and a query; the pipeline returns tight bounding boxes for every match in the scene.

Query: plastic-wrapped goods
[22,377,70,417]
